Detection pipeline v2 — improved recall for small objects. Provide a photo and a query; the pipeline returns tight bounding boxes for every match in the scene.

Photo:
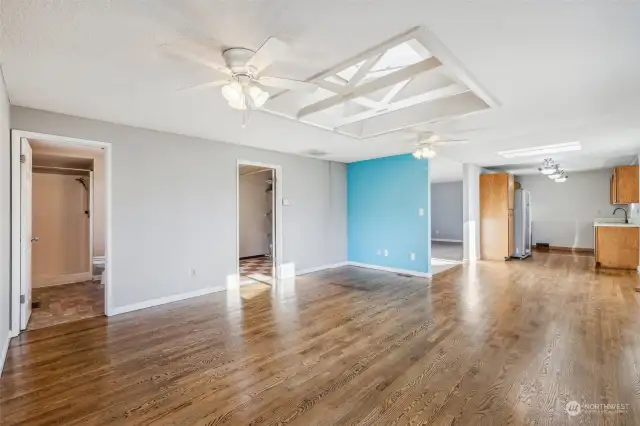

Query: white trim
[347,261,433,278]
[93,275,102,281]
[236,160,283,279]
[88,170,94,274]
[296,261,349,275]
[11,130,113,338]
[109,286,225,316]
[277,262,296,279]
[0,333,10,377]
[93,256,106,265]
[432,238,463,243]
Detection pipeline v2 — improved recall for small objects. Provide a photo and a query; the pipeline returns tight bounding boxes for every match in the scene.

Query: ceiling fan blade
[247,37,289,74]
[177,80,229,92]
[162,42,231,76]
[431,139,469,146]
[258,76,317,92]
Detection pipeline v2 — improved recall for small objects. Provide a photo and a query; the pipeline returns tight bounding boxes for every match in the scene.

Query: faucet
[613,207,628,224]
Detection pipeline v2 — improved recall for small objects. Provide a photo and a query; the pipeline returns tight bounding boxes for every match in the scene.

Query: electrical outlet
[410,253,416,261]
[190,268,196,277]
[384,249,389,257]
[419,208,424,216]
[377,249,381,255]
[435,230,439,235]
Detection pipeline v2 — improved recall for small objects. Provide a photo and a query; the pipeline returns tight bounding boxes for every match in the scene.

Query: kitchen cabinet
[595,226,639,270]
[611,165,639,204]
[480,173,515,260]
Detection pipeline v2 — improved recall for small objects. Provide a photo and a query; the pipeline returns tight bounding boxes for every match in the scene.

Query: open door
[270,169,277,277]
[20,138,33,330]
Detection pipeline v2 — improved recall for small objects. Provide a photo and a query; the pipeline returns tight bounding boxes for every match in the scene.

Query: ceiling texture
[2,0,640,181]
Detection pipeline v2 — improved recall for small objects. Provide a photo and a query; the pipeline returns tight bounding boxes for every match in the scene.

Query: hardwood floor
[2,253,640,425]
[28,280,104,331]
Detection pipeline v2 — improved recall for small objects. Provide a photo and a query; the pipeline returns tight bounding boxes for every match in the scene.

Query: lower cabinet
[595,226,639,270]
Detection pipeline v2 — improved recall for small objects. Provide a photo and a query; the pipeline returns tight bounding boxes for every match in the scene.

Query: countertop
[593,221,640,227]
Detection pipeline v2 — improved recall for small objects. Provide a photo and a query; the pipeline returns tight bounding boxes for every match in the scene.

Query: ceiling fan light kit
[412,145,437,159]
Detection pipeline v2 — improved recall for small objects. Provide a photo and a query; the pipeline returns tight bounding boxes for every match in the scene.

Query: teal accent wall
[347,154,431,273]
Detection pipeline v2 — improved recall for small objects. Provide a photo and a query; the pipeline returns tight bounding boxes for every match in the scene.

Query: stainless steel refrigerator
[513,189,531,259]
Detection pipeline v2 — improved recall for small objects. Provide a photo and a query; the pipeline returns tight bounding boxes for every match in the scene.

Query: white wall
[10,106,348,310]
[0,70,10,373]
[239,170,271,258]
[516,169,616,249]
[431,181,463,241]
[462,164,481,261]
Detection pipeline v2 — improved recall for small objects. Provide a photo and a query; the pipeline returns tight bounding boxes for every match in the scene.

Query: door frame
[10,130,113,336]
[236,159,283,279]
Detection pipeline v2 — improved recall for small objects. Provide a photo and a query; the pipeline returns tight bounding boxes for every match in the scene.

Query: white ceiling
[2,0,640,182]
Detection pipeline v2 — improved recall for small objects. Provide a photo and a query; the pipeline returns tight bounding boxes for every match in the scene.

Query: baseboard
[278,262,296,279]
[296,261,349,275]
[432,239,463,243]
[93,256,106,265]
[110,286,226,316]
[0,332,11,378]
[347,261,432,278]
[533,246,594,255]
[33,272,93,288]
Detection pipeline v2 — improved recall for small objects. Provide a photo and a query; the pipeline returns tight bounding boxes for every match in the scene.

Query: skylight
[497,142,582,159]
[333,42,424,84]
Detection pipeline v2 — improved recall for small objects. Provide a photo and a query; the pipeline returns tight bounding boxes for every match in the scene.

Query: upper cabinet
[611,165,639,204]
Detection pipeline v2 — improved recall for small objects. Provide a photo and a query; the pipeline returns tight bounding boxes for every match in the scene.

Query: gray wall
[11,106,348,309]
[517,170,615,249]
[0,73,10,367]
[239,170,271,258]
[431,181,463,241]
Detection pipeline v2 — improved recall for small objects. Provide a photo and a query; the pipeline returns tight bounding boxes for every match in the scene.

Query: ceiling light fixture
[413,145,437,159]
[538,158,556,175]
[549,167,564,179]
[555,174,568,183]
[221,81,270,111]
[498,142,582,159]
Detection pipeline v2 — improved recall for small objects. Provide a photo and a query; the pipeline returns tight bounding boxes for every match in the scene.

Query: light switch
[282,198,291,206]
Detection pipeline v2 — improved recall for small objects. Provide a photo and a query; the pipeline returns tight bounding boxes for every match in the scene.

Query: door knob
[31,237,39,242]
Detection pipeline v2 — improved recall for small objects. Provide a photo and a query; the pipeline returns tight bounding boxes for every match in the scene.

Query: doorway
[431,180,464,274]
[11,131,112,335]
[237,160,282,286]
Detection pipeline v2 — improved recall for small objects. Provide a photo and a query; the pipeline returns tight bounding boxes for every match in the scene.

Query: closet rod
[33,165,92,172]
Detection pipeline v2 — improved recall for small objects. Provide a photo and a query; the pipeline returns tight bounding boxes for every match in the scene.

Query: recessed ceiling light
[497,142,581,159]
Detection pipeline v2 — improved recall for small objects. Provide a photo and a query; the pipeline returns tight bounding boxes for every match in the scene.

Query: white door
[20,138,33,330]
[271,169,277,277]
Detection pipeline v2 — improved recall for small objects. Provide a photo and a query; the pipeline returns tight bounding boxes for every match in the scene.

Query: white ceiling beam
[334,83,468,129]
[297,57,441,119]
[381,79,412,104]
[345,53,383,90]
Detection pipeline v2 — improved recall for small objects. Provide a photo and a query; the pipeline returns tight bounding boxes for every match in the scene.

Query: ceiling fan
[164,37,318,112]
[407,131,468,159]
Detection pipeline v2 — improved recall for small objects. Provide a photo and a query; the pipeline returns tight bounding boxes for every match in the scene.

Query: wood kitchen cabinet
[595,226,639,270]
[611,165,639,204]
[480,173,515,260]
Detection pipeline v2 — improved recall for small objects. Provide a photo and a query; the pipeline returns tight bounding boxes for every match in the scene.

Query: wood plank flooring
[28,280,104,331]
[2,253,640,425]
